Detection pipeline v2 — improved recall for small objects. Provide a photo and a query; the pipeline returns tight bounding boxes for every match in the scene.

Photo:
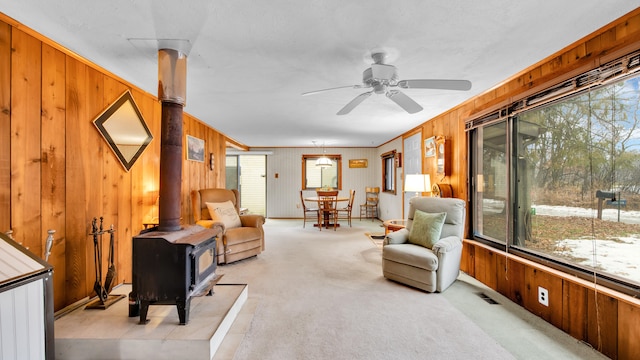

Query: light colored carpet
[217,219,514,360]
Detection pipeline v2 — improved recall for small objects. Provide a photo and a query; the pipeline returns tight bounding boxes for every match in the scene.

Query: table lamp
[404,174,431,197]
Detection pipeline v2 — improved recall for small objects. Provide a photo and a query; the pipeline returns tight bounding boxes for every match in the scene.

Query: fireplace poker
[91,217,108,303]
[104,224,116,294]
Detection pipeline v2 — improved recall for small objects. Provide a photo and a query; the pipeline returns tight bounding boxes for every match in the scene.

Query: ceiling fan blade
[396,79,472,91]
[337,91,373,115]
[302,84,364,96]
[386,90,423,114]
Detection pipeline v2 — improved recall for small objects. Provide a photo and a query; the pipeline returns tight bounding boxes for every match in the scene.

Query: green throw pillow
[408,210,446,249]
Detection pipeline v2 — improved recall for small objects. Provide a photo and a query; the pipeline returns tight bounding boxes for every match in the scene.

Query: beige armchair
[191,188,265,264]
[382,197,466,292]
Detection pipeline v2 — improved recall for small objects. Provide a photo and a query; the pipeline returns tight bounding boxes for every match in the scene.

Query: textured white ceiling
[2,1,639,147]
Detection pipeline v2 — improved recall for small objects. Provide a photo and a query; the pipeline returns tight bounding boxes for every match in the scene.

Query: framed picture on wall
[424,136,436,158]
[349,159,368,168]
[186,135,205,162]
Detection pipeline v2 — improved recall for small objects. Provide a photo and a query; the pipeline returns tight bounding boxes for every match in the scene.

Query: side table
[383,219,407,235]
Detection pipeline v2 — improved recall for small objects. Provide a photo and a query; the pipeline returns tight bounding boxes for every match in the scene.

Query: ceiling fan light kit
[303,51,472,115]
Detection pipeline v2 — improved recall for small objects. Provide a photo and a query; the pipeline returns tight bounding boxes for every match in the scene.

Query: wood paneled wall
[0,15,227,311]
[413,8,640,359]
[415,107,469,203]
[0,23,11,237]
[461,240,640,359]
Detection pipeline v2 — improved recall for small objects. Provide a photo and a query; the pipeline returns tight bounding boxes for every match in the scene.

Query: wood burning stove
[130,46,222,326]
[131,225,221,325]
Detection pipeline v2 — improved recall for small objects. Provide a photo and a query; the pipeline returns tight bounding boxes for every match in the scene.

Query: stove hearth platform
[55,283,247,360]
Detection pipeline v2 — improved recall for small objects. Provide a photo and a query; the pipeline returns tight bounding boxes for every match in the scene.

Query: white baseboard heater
[0,232,54,360]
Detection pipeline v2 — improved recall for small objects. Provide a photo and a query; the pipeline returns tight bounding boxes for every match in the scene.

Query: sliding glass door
[469,72,640,291]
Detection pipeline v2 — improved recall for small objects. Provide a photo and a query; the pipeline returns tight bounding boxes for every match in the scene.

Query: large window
[470,65,640,293]
[302,154,342,190]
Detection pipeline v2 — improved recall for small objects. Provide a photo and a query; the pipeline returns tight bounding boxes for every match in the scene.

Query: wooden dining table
[304,196,349,228]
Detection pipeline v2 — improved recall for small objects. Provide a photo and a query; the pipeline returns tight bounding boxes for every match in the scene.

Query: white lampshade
[315,156,332,167]
[404,174,431,195]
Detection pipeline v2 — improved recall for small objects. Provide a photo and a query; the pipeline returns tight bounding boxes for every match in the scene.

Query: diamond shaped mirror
[93,90,153,171]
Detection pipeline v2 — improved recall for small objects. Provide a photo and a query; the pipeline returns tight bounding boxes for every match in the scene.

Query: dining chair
[316,190,339,231]
[337,189,355,227]
[300,190,319,228]
[359,187,380,221]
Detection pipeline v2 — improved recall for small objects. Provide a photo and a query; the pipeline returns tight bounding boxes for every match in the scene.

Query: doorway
[225,155,266,216]
[403,132,422,217]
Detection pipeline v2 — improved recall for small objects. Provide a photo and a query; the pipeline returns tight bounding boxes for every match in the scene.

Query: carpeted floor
[216,219,514,360]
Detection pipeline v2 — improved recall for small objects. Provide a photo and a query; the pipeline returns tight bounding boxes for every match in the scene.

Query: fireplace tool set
[86,217,126,309]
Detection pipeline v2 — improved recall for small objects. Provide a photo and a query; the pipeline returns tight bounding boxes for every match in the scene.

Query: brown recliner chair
[191,188,265,264]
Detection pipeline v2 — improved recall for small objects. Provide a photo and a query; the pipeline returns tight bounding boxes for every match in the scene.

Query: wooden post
[597,198,604,220]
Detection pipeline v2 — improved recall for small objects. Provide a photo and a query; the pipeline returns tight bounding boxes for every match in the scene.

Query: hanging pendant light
[314,141,332,167]
[316,156,332,167]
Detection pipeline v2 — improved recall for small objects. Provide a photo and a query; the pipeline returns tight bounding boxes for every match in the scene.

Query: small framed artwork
[349,159,368,168]
[424,136,436,158]
[186,135,205,162]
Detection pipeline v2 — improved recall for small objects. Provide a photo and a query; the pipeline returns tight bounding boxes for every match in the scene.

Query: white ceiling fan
[302,51,472,115]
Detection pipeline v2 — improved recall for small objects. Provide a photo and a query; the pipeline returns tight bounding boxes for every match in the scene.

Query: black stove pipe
[157,48,187,232]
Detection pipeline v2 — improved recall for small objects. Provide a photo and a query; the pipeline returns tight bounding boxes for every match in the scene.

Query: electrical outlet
[538,286,549,307]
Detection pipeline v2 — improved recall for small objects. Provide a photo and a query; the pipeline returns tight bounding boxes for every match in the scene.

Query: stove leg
[177,298,191,325]
[139,300,150,324]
